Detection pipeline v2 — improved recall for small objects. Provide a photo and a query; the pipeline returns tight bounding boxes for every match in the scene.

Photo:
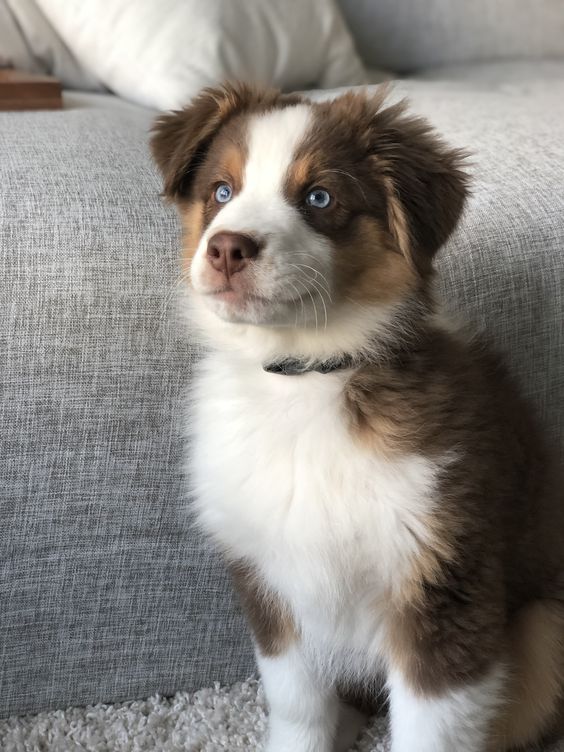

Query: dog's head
[152,83,468,353]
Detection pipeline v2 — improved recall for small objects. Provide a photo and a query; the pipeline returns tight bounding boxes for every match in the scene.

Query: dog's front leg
[387,666,506,752]
[257,646,339,752]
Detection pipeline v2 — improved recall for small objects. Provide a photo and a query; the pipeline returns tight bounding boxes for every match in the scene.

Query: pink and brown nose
[206,232,260,277]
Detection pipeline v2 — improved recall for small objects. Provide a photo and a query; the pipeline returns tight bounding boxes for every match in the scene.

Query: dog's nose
[206,232,260,276]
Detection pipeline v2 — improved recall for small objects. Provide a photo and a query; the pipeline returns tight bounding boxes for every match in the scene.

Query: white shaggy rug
[0,679,390,752]
[1,678,562,752]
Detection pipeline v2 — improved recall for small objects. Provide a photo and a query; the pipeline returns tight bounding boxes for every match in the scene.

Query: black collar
[262,301,431,376]
[263,353,356,376]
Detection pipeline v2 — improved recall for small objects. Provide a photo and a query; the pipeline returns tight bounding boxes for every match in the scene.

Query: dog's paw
[264,723,333,752]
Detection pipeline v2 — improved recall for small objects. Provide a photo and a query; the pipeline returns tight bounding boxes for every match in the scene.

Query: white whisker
[289,267,329,331]
[290,263,332,302]
[286,280,303,327]
[303,283,318,332]
[310,278,328,330]
[292,278,312,328]
[319,168,368,204]
[160,269,191,322]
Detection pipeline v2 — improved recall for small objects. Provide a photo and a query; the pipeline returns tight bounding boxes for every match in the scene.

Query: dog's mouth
[199,281,320,326]
[208,285,256,298]
[204,286,271,307]
[192,254,335,326]
[203,277,306,306]
[199,285,275,323]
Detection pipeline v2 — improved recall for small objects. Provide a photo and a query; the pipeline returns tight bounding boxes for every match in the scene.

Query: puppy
[151,83,564,752]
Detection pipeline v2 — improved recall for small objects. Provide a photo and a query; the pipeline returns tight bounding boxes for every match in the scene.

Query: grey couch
[1,2,564,720]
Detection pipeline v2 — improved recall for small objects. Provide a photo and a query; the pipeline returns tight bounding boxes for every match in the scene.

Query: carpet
[0,679,562,752]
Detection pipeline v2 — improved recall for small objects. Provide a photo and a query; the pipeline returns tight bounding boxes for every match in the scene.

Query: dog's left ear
[364,91,470,276]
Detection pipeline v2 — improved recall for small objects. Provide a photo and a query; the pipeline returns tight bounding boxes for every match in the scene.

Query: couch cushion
[0,92,255,718]
[338,0,564,72]
[1,65,563,717]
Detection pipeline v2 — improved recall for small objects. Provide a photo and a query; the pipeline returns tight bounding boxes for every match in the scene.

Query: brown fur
[279,89,467,310]
[181,201,205,269]
[291,88,469,277]
[152,83,301,271]
[285,156,314,194]
[345,330,564,743]
[490,600,564,749]
[337,218,416,306]
[153,82,468,288]
[179,125,247,268]
[152,83,564,750]
[345,334,563,649]
[150,82,302,200]
[229,559,298,657]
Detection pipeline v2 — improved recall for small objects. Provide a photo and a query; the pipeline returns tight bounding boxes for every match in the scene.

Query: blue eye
[306,188,331,209]
[214,183,232,203]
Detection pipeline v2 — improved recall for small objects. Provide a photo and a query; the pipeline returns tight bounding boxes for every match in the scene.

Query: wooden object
[0,69,62,111]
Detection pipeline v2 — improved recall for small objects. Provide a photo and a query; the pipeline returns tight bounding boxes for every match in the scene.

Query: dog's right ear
[151,82,299,201]
[150,82,252,200]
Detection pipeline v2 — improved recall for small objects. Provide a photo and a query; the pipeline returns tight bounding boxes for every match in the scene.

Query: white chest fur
[189,352,442,676]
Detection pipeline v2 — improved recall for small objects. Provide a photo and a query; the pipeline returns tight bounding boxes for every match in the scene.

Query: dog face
[152,83,467,330]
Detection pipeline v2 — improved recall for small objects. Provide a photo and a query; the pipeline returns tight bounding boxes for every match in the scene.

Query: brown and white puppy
[151,82,564,752]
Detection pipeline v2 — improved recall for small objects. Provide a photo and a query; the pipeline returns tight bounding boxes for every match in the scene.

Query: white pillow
[0,0,100,89]
[35,0,367,109]
[0,0,43,72]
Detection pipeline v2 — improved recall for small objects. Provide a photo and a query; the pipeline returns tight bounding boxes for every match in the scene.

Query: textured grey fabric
[338,0,564,72]
[0,93,254,718]
[1,65,564,719]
